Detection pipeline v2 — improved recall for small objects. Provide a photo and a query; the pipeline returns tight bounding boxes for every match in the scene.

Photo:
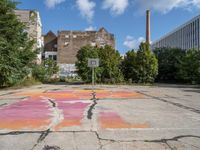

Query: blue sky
[17,0,200,54]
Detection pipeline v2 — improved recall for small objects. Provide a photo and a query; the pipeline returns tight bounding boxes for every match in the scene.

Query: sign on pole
[88,59,99,68]
[88,58,99,100]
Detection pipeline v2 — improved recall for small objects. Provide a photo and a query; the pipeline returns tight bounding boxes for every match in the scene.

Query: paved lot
[0,84,200,150]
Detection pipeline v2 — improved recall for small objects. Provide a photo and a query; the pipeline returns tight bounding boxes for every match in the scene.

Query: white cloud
[134,0,200,14]
[45,0,65,8]
[76,0,96,22]
[123,36,145,49]
[85,26,96,31]
[102,0,129,15]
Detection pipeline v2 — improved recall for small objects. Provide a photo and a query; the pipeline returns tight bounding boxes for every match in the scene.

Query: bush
[153,47,185,82]
[153,47,200,84]
[12,77,41,88]
[177,49,200,84]
[122,43,158,83]
[32,59,59,83]
[32,65,46,82]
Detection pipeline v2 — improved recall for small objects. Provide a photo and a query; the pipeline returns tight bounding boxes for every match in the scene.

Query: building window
[49,55,53,59]
[48,55,57,61]
[65,35,69,38]
[53,55,57,61]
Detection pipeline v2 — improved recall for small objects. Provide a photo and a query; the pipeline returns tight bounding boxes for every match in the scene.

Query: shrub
[32,59,59,83]
[153,47,185,82]
[177,49,200,84]
[122,43,158,83]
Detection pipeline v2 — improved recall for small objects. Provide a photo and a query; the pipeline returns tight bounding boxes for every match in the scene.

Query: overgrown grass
[9,78,41,89]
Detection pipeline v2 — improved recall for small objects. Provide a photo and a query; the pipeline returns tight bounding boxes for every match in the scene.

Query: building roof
[153,14,200,44]
[45,31,57,38]
[58,27,110,34]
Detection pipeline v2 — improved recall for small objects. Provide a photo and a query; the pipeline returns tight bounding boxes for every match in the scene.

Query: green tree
[121,50,137,82]
[0,0,37,87]
[75,45,100,82]
[177,49,200,84]
[153,47,185,82]
[135,43,158,83]
[98,45,123,83]
[75,45,123,83]
[122,43,158,83]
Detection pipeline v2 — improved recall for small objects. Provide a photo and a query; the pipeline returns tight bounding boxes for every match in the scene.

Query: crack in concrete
[37,129,50,143]
[45,98,64,130]
[31,129,50,150]
[94,130,200,148]
[146,135,200,150]
[48,99,56,108]
[1,130,200,143]
[0,92,17,97]
[30,98,64,150]
[1,130,200,150]
[94,132,104,150]
[138,91,200,114]
[87,99,97,120]
[0,103,7,107]
[0,96,29,101]
[0,130,91,136]
[0,131,42,136]
[165,141,175,150]
[178,140,200,149]
[94,131,132,143]
[146,135,200,143]
[43,145,61,150]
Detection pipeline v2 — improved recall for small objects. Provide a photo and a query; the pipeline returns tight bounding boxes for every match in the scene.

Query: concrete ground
[0,84,199,150]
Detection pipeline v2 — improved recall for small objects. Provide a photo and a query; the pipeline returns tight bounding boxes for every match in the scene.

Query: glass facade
[152,15,200,50]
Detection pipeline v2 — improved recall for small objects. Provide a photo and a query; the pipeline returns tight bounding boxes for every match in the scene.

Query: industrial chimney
[146,10,151,44]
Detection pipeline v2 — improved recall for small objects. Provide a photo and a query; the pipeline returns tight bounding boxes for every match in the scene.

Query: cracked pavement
[0,84,200,150]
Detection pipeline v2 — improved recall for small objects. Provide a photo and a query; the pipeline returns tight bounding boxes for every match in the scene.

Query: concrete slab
[33,132,100,150]
[0,133,40,150]
[0,84,199,149]
[167,140,200,150]
[34,132,75,150]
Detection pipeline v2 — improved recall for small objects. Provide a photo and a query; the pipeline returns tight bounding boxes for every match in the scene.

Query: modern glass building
[152,14,200,50]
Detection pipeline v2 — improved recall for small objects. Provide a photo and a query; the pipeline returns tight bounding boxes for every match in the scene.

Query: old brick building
[14,10,43,63]
[43,31,57,60]
[57,28,115,64]
[44,28,115,76]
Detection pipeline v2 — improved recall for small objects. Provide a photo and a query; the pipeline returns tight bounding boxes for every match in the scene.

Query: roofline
[58,30,97,33]
[58,27,112,33]
[15,9,39,12]
[152,14,200,44]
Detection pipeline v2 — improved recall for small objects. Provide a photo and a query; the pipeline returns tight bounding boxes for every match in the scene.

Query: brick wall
[57,28,115,64]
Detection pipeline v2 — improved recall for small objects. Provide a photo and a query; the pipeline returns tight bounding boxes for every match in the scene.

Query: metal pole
[92,67,96,99]
[92,67,94,92]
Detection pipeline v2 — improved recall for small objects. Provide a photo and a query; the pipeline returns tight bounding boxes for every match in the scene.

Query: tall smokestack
[146,10,151,44]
